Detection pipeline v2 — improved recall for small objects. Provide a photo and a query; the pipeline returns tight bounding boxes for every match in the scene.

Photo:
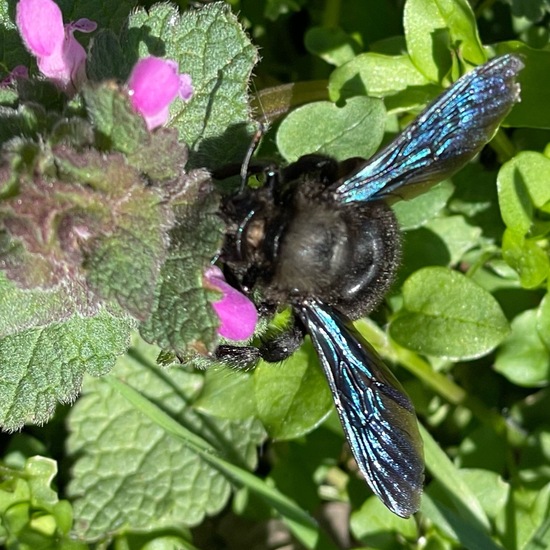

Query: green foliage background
[1,0,550,549]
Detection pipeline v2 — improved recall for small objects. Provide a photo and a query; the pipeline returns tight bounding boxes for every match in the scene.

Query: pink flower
[204,266,258,341]
[127,57,193,130]
[16,0,96,94]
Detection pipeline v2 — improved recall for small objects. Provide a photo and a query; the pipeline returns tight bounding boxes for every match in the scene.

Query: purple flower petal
[16,0,64,58]
[127,56,193,130]
[70,18,98,33]
[36,28,87,90]
[15,0,96,94]
[204,266,258,341]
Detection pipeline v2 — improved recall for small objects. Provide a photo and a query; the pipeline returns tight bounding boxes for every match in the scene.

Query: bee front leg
[215,321,305,368]
[214,345,261,370]
[257,323,304,362]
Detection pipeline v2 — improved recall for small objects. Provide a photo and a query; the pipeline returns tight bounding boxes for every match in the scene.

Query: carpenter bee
[214,54,524,517]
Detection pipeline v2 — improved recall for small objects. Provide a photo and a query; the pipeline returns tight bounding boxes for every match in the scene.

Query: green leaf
[0,456,85,549]
[276,96,386,163]
[458,425,508,473]
[103,367,335,550]
[459,469,509,520]
[393,180,454,230]
[197,340,334,439]
[268,428,343,512]
[404,0,485,82]
[350,496,418,546]
[0,273,74,337]
[523,489,550,550]
[493,42,550,129]
[65,336,266,541]
[390,267,510,359]
[304,26,359,67]
[81,82,150,154]
[536,292,550,349]
[497,151,550,237]
[495,309,550,387]
[424,215,482,265]
[254,339,333,440]
[0,308,132,431]
[502,229,550,289]
[195,367,257,420]
[139,194,224,356]
[127,2,259,170]
[328,52,432,105]
[420,426,498,549]
[495,484,550,550]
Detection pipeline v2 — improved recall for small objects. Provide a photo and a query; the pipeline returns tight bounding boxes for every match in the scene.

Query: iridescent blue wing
[298,299,424,517]
[333,54,524,204]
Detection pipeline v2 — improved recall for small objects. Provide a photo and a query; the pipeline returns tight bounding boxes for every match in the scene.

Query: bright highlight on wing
[334,54,524,203]
[300,300,424,518]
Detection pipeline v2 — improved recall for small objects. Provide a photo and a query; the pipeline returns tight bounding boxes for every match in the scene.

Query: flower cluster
[12,0,256,341]
[15,0,194,130]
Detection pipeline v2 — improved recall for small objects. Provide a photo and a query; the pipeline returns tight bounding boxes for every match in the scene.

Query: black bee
[214,54,523,517]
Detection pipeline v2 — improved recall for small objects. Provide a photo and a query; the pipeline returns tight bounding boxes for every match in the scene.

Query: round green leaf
[276,96,386,163]
[350,495,418,544]
[254,339,332,440]
[328,52,431,103]
[393,179,454,230]
[425,215,482,265]
[537,292,550,349]
[459,469,509,520]
[495,309,550,387]
[497,151,550,236]
[195,367,257,420]
[502,229,550,289]
[305,26,358,67]
[390,267,510,359]
[404,0,485,82]
[493,43,550,129]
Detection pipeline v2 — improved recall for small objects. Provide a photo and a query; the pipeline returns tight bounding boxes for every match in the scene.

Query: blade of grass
[421,493,503,550]
[420,425,504,550]
[421,424,489,527]
[106,375,338,550]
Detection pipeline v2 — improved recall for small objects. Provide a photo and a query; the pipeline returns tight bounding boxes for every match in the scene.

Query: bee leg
[213,321,305,368]
[257,323,305,362]
[214,344,261,369]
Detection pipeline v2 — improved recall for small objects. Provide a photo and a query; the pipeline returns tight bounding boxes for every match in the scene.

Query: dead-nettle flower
[127,57,193,130]
[16,0,96,94]
[204,266,258,341]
